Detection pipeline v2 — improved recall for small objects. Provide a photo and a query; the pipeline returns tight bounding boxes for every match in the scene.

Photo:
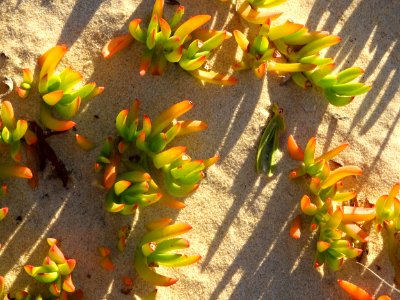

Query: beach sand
[0,0,399,299]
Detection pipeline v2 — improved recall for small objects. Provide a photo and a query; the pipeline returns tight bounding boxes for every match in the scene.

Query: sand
[0,0,399,299]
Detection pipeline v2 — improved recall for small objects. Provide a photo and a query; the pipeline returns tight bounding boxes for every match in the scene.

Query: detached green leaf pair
[134,219,201,286]
[256,104,285,177]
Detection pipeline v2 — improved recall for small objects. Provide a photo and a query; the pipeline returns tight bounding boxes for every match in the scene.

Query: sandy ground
[0,0,399,299]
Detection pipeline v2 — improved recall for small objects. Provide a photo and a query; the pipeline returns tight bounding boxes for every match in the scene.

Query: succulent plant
[17,45,104,132]
[97,99,219,214]
[103,0,237,85]
[288,135,374,270]
[374,182,400,286]
[233,20,370,105]
[256,104,285,176]
[134,219,201,286]
[23,238,76,299]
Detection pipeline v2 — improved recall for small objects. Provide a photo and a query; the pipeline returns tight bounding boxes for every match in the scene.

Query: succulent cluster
[103,0,237,85]
[22,238,77,299]
[97,99,218,214]
[134,219,201,286]
[17,45,104,131]
[288,135,376,270]
[234,20,370,105]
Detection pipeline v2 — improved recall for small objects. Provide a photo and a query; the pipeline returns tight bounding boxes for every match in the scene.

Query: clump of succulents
[18,45,104,131]
[134,218,201,286]
[233,21,370,105]
[22,238,77,299]
[288,135,375,270]
[97,99,219,213]
[103,0,237,85]
[374,182,400,286]
[13,45,104,187]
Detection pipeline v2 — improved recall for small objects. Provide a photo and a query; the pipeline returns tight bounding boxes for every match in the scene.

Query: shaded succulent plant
[134,219,201,286]
[97,99,218,213]
[338,279,392,300]
[103,0,237,85]
[374,182,400,286]
[288,135,374,270]
[17,45,104,131]
[23,238,76,299]
[233,20,370,105]
[256,104,285,176]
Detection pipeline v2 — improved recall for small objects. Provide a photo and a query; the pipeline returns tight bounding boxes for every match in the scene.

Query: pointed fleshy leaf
[174,15,211,43]
[0,164,32,179]
[62,274,75,293]
[153,146,186,169]
[49,244,66,264]
[40,103,75,131]
[287,135,304,161]
[337,67,365,84]
[142,223,192,245]
[39,45,68,78]
[102,34,134,58]
[134,249,178,286]
[337,279,373,300]
[342,206,376,223]
[1,101,16,130]
[267,61,316,73]
[155,238,190,253]
[13,119,28,141]
[315,143,348,162]
[100,256,115,271]
[58,259,76,276]
[190,69,237,85]
[169,5,184,29]
[300,195,317,216]
[289,215,301,239]
[296,35,341,58]
[129,19,146,42]
[268,21,304,41]
[304,137,316,166]
[233,30,249,52]
[317,241,331,252]
[151,101,193,138]
[0,207,8,220]
[321,166,362,189]
[42,90,64,106]
[152,0,164,18]
[341,223,369,243]
[75,134,94,151]
[237,1,282,24]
